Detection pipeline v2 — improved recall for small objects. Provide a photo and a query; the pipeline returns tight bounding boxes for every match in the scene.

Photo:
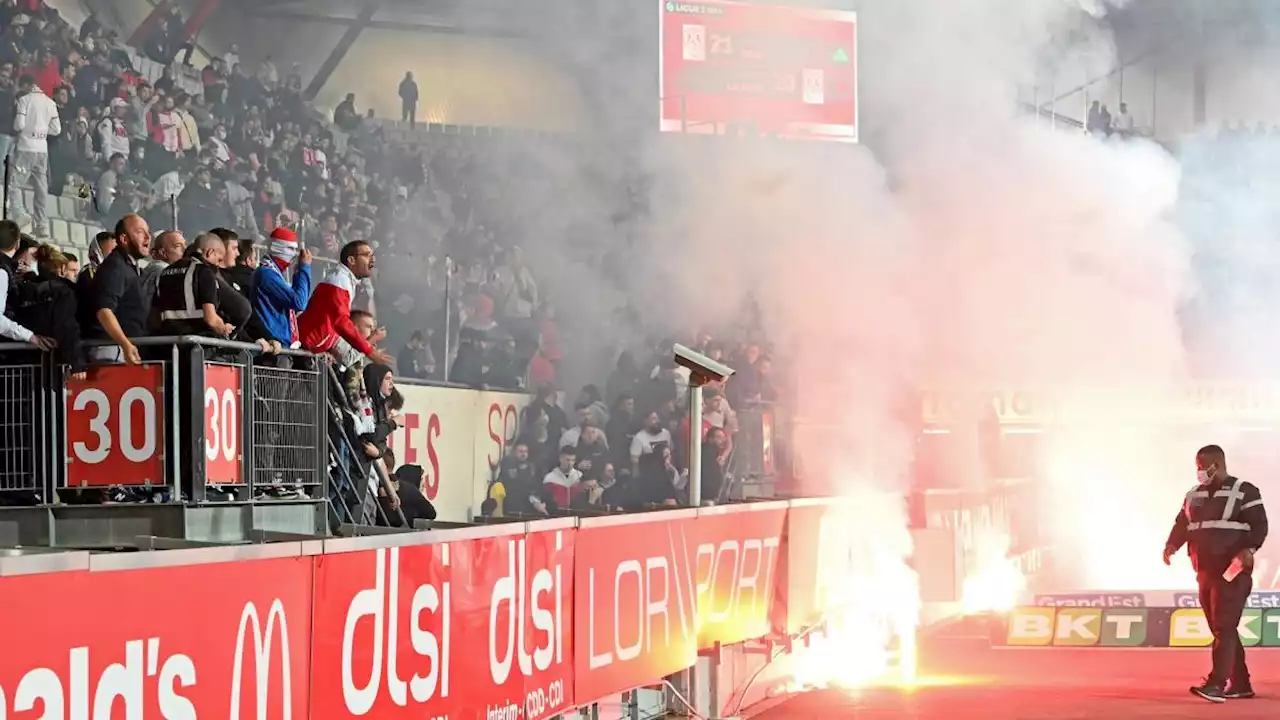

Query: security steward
[153,233,231,338]
[1164,445,1268,702]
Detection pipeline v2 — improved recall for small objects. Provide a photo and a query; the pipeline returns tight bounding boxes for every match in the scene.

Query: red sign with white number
[310,529,575,720]
[659,0,858,141]
[204,364,243,484]
[0,556,313,719]
[65,363,166,487]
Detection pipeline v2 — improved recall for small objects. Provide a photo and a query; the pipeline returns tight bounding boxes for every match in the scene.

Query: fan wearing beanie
[250,226,313,349]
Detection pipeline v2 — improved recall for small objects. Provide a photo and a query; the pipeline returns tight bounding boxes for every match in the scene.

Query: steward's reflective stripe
[1242,499,1264,510]
[159,262,205,321]
[1187,520,1251,531]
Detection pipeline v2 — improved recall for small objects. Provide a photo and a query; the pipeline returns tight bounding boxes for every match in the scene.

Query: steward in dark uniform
[1165,444,1268,702]
[154,245,224,337]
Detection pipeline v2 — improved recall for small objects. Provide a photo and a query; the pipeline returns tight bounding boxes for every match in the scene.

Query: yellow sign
[1168,608,1213,647]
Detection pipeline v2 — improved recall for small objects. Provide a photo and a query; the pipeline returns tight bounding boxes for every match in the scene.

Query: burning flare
[961,531,1028,614]
[788,540,921,690]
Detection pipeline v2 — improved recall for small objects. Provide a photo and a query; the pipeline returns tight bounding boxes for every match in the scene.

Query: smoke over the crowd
[428,0,1280,588]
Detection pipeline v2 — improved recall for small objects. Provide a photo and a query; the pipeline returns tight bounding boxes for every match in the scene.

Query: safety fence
[0,337,328,542]
[0,496,990,720]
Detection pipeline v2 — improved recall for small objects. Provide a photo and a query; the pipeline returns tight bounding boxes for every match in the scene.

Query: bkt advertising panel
[1000,606,1280,648]
[0,557,312,719]
[659,0,858,142]
[309,527,575,720]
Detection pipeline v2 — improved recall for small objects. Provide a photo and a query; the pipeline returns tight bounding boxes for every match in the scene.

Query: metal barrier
[0,336,329,547]
[0,345,54,500]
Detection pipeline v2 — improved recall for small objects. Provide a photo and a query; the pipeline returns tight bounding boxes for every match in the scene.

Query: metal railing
[0,336,328,510]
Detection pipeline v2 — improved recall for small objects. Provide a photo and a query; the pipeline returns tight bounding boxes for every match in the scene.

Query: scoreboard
[658,0,858,142]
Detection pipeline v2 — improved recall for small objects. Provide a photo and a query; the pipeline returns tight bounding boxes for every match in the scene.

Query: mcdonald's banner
[0,556,315,720]
[0,500,899,719]
[997,605,1280,648]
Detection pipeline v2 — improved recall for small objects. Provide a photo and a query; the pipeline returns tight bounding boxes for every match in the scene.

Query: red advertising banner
[65,363,166,488]
[0,557,313,718]
[204,364,243,484]
[0,502,882,719]
[572,506,788,701]
[310,528,576,720]
[658,0,858,142]
[692,504,786,648]
[572,513,700,702]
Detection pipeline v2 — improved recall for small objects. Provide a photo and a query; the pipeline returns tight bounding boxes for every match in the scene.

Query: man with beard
[299,240,392,398]
[85,214,150,364]
[629,410,673,477]
[1166,445,1268,702]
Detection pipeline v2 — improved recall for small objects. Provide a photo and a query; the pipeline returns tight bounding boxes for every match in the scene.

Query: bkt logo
[1006,608,1149,647]
[231,599,292,720]
[1167,608,1280,647]
[1033,593,1145,608]
[1174,591,1280,609]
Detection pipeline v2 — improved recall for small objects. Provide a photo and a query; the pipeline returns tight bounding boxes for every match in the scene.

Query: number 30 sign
[65,364,165,488]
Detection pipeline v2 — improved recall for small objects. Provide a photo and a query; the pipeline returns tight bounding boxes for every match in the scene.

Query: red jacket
[298,264,374,356]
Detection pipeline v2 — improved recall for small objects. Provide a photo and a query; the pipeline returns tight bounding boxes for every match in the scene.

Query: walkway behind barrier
[0,336,328,547]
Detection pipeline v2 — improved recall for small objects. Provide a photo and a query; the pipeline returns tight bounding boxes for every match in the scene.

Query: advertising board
[1001,605,1280,648]
[387,384,530,522]
[658,0,857,142]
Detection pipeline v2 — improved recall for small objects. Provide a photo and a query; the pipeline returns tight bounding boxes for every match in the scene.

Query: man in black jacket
[1165,445,1269,702]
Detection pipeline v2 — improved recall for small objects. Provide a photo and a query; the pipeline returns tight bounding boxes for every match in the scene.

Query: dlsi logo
[231,599,292,720]
[1005,608,1148,647]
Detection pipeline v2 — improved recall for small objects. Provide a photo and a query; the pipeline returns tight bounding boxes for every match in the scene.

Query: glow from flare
[786,494,922,692]
[961,531,1028,614]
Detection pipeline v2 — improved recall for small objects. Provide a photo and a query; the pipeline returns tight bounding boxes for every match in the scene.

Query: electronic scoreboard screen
[658,0,858,142]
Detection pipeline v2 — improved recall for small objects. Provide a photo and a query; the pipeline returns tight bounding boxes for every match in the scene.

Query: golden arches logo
[231,599,292,720]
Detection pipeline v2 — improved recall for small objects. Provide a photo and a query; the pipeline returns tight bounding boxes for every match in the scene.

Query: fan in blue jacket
[251,227,313,347]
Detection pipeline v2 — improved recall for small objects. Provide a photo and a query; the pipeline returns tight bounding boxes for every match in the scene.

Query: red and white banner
[658,0,858,142]
[310,527,575,720]
[0,556,313,718]
[64,363,166,488]
[388,384,531,522]
[0,497,1004,717]
[572,503,787,701]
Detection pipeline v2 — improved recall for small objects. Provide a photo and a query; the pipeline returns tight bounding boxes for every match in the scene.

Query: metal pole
[442,255,452,382]
[688,383,704,507]
[1152,65,1162,137]
[1049,77,1057,130]
[169,193,178,230]
[2,155,9,220]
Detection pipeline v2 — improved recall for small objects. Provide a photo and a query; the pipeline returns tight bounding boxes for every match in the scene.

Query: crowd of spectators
[0,0,422,274]
[480,333,780,519]
[0,0,786,521]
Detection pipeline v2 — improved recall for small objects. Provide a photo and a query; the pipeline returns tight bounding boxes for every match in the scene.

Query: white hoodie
[14,86,60,154]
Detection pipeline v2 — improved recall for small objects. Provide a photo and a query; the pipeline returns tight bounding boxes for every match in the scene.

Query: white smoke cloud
[622,0,1198,588]
[446,0,1210,587]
